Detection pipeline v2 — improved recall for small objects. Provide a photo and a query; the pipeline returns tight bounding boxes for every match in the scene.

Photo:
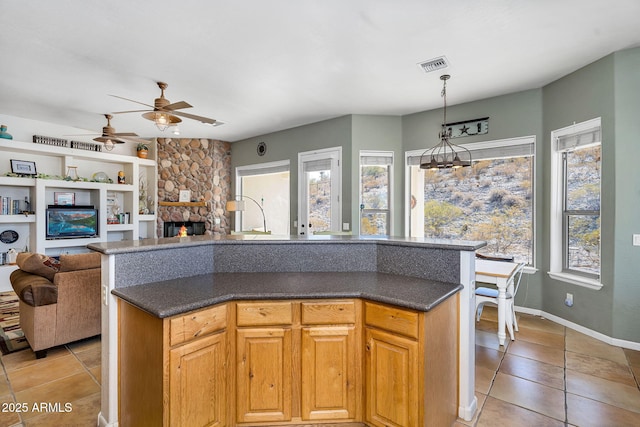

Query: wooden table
[475,259,520,346]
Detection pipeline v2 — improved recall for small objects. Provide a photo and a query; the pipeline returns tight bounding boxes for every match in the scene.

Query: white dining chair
[475,262,525,341]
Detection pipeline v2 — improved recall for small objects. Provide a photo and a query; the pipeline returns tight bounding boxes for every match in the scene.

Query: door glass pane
[361,165,389,209]
[565,145,601,211]
[308,170,331,232]
[567,214,600,275]
[361,212,388,236]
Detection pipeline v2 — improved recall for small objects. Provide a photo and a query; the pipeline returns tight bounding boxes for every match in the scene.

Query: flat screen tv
[46,207,99,239]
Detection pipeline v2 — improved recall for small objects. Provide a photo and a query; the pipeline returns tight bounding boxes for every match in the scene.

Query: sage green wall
[541,54,617,336]
[402,89,545,310]
[612,48,640,341]
[351,115,403,235]
[229,48,640,343]
[231,116,352,234]
[541,47,640,342]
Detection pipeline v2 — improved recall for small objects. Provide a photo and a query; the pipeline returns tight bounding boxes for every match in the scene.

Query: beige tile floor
[0,336,100,427]
[0,308,639,426]
[457,306,640,427]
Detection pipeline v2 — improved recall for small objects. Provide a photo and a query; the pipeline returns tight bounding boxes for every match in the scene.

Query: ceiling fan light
[142,111,181,131]
[104,139,115,151]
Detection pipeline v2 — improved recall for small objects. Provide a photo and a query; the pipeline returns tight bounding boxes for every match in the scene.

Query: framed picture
[54,192,75,206]
[179,190,191,202]
[10,159,37,176]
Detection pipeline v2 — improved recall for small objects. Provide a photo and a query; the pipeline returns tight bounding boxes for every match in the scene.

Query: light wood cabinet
[364,298,459,427]
[118,300,228,427]
[119,295,458,427]
[365,327,419,427]
[300,300,360,421]
[236,327,292,423]
[169,331,226,427]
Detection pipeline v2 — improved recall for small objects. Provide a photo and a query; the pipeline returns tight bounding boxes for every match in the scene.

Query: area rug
[0,291,29,355]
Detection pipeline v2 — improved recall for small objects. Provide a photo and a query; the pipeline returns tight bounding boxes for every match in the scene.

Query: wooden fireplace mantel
[158,201,207,207]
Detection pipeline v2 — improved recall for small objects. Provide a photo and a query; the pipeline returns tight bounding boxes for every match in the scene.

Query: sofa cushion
[10,269,58,307]
[16,253,61,281]
[59,252,101,272]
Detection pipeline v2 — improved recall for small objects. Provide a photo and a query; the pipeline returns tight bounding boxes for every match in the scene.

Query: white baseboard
[458,395,478,422]
[515,306,640,351]
[97,412,117,427]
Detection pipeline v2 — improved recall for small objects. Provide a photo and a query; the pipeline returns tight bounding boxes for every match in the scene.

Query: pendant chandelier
[419,75,472,170]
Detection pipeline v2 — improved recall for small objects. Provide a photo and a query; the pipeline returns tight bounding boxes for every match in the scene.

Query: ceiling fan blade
[120,136,152,144]
[109,94,155,109]
[112,132,139,137]
[112,109,152,114]
[170,110,217,124]
[164,101,192,111]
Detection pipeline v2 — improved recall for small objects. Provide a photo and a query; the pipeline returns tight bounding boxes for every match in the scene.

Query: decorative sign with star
[445,117,489,139]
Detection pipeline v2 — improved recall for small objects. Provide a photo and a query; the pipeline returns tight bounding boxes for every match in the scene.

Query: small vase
[0,125,13,140]
[137,150,148,159]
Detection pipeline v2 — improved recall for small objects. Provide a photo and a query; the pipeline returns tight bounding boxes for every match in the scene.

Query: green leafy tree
[424,200,463,237]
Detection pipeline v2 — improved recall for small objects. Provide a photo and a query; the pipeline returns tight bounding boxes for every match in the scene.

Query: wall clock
[0,230,19,244]
[257,142,267,156]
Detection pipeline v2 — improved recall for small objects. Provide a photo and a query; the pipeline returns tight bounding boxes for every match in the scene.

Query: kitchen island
[89,235,484,427]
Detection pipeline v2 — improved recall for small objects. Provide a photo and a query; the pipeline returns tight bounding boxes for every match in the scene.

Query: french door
[297,147,341,235]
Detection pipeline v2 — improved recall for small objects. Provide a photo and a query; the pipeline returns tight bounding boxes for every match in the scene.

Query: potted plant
[136,143,149,159]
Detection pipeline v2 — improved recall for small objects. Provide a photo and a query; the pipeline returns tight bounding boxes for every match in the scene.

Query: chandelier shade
[419,75,472,170]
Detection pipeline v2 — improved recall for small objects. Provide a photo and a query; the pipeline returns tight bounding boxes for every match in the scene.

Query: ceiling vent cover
[418,56,449,73]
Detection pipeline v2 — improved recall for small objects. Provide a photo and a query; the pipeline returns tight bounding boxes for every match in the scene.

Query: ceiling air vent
[417,56,449,73]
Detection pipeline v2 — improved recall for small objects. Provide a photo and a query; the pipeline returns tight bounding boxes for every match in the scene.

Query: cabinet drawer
[301,300,356,325]
[169,304,227,346]
[236,301,293,326]
[364,302,419,339]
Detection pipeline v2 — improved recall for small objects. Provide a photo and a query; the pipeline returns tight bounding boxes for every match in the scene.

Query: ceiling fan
[70,114,150,151]
[110,81,220,131]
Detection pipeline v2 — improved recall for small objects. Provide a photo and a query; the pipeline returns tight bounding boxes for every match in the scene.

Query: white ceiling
[2,0,639,143]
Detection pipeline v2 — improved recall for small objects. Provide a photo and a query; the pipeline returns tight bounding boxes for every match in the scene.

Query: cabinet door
[301,326,357,421]
[236,328,292,423]
[169,331,226,427]
[365,328,419,427]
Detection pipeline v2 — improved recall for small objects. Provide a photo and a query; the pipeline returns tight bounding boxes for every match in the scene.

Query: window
[550,118,601,288]
[359,151,393,236]
[406,137,535,265]
[234,160,290,235]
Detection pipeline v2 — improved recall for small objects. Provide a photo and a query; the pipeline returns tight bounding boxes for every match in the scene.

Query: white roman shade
[407,136,534,166]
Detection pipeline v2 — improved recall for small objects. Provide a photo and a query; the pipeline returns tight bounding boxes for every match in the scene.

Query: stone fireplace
[163,221,206,237]
[156,138,232,237]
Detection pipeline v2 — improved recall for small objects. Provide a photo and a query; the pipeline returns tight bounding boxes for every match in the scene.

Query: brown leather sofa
[10,252,101,358]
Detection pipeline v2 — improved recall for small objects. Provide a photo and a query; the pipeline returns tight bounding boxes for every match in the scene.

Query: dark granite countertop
[112,271,463,318]
[89,234,485,255]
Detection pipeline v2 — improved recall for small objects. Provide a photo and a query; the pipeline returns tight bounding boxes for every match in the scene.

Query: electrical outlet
[565,293,573,307]
[102,285,108,306]
[633,234,640,246]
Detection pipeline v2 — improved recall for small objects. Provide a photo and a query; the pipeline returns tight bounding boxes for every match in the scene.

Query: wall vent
[417,56,449,73]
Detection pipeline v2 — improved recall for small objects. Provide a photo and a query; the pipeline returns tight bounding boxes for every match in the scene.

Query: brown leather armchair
[10,252,101,358]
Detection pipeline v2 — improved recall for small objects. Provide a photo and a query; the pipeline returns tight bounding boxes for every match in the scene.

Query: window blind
[360,155,393,166]
[237,163,290,177]
[556,126,601,152]
[303,159,332,173]
[407,139,534,166]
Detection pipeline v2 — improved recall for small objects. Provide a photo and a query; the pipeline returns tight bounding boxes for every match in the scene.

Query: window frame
[359,150,394,236]
[405,135,537,268]
[549,117,602,290]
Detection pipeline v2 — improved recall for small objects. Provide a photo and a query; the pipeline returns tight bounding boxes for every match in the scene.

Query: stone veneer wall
[156,138,231,237]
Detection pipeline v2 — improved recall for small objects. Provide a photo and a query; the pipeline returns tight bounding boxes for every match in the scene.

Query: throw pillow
[16,252,61,281]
